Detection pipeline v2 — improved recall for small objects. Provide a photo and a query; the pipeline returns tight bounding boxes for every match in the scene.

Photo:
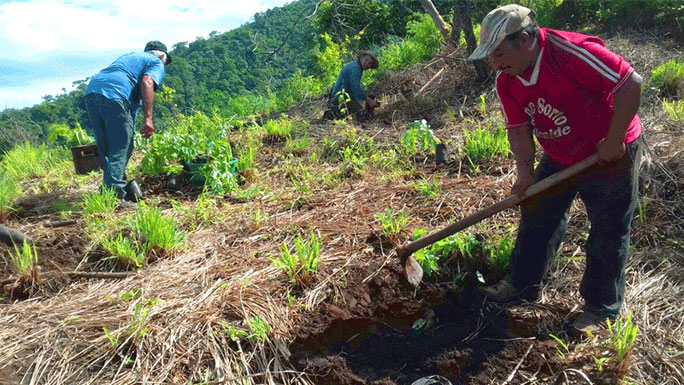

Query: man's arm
[140,75,156,138]
[508,124,536,195]
[598,71,642,162]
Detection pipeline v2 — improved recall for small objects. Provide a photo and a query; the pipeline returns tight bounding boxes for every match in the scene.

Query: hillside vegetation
[1,0,684,384]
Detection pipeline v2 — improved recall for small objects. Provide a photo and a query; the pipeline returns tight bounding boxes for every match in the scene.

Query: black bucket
[71,144,103,175]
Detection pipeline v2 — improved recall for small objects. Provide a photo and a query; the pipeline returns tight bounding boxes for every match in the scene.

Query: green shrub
[140,112,240,195]
[374,13,443,74]
[376,207,409,240]
[651,58,684,97]
[412,229,481,278]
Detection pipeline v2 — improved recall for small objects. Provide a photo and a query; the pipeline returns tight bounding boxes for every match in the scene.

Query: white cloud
[0,0,290,57]
[0,0,292,110]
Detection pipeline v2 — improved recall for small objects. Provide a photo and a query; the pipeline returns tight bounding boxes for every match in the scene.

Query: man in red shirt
[469,4,643,333]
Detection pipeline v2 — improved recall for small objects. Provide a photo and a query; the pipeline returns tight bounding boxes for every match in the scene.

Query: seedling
[11,240,38,277]
[102,234,144,269]
[549,333,570,359]
[593,356,611,373]
[272,231,320,285]
[414,177,441,198]
[247,315,272,342]
[607,312,639,362]
[401,120,440,159]
[376,208,409,240]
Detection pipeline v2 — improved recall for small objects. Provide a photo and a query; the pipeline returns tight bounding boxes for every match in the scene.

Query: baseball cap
[467,4,536,61]
[144,40,172,64]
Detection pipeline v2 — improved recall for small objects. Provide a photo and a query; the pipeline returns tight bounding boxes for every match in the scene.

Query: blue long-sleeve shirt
[331,60,365,104]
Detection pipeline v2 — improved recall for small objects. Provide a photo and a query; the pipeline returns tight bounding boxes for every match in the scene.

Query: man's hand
[365,96,379,110]
[141,118,155,138]
[597,137,626,164]
[511,168,535,195]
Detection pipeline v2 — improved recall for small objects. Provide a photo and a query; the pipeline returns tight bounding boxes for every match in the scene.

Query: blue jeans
[509,137,643,318]
[84,93,135,199]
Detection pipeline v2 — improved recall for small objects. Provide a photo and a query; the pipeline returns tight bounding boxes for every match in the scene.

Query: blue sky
[0,0,292,111]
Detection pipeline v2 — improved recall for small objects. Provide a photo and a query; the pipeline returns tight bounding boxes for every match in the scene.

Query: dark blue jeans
[84,93,135,199]
[509,137,643,318]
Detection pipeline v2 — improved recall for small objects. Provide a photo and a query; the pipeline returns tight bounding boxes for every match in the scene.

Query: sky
[0,0,293,111]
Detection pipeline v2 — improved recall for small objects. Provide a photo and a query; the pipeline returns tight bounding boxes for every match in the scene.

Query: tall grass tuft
[0,172,21,219]
[651,58,684,96]
[130,203,184,255]
[1,141,69,181]
[102,234,145,269]
[82,188,119,218]
[663,99,684,122]
[11,240,38,277]
[463,121,510,163]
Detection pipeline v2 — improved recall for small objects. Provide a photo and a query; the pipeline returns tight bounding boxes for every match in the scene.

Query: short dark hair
[505,25,539,49]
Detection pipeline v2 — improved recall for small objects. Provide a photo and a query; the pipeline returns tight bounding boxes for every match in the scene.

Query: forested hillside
[0,0,463,153]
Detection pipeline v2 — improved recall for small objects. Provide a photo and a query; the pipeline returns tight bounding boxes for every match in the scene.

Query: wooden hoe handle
[397,153,600,259]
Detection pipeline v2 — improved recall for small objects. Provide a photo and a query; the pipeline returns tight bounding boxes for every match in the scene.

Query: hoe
[397,153,600,286]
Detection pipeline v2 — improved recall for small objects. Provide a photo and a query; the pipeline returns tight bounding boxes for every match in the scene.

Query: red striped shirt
[496,28,642,166]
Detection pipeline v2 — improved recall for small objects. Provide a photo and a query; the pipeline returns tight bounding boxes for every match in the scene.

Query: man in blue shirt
[85,40,170,205]
[324,51,379,120]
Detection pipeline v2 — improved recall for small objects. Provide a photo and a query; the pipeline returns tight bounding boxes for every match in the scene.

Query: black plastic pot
[71,144,103,175]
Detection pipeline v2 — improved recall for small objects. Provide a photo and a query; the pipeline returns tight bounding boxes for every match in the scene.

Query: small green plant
[549,333,570,359]
[376,208,409,240]
[285,136,311,155]
[663,99,684,122]
[401,120,440,158]
[263,115,295,142]
[129,298,159,340]
[219,320,249,342]
[82,188,118,218]
[414,177,441,198]
[650,58,684,96]
[11,240,38,276]
[103,325,122,348]
[478,94,487,116]
[47,123,94,147]
[593,356,611,374]
[102,234,144,269]
[412,229,481,278]
[272,231,321,285]
[636,195,649,225]
[488,232,515,279]
[607,312,639,362]
[130,203,184,255]
[247,315,272,342]
[463,121,510,164]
